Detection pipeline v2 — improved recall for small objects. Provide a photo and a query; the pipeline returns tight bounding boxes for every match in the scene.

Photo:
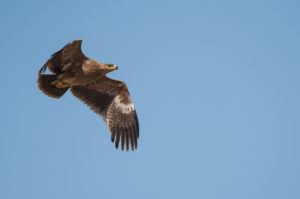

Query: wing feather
[70,77,139,151]
[125,129,130,151]
[121,131,125,151]
[115,130,121,149]
[70,86,114,117]
[39,39,88,75]
[129,127,135,151]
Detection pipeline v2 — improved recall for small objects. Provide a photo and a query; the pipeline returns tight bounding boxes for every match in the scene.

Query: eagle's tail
[38,74,69,98]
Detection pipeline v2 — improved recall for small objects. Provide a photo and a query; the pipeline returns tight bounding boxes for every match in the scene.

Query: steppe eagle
[38,39,139,151]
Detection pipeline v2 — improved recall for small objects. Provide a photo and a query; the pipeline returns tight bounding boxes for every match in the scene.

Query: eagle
[38,39,139,151]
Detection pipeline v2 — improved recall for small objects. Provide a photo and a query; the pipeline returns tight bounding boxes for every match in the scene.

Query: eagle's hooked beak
[112,64,118,70]
[108,64,118,70]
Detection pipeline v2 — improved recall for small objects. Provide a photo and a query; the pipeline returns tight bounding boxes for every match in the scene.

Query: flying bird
[38,39,139,151]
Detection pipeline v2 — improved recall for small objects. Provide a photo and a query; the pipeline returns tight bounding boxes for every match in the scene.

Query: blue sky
[0,0,299,198]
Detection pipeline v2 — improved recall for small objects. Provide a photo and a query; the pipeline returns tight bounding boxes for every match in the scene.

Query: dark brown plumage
[38,39,139,151]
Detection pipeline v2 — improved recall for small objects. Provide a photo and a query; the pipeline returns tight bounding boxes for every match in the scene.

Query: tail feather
[38,74,68,98]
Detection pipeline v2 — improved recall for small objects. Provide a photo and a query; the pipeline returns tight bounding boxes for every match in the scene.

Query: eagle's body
[38,39,139,151]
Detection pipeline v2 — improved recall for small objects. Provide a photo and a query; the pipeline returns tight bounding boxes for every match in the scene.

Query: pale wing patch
[114,95,135,114]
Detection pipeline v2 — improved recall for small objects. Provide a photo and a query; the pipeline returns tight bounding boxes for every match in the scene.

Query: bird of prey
[38,39,139,151]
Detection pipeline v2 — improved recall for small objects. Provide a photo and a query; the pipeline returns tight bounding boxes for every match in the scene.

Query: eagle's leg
[55,81,68,88]
[50,79,68,88]
[38,74,69,98]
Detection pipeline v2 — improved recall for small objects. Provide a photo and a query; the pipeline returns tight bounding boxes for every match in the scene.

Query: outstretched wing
[70,77,139,151]
[39,39,88,74]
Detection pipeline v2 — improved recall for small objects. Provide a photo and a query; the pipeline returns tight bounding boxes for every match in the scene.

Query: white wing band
[114,95,135,114]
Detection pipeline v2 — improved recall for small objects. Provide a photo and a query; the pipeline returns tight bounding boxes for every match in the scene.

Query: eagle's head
[105,64,118,71]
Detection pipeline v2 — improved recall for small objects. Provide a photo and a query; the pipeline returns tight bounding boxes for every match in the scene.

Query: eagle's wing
[39,39,88,74]
[70,77,139,151]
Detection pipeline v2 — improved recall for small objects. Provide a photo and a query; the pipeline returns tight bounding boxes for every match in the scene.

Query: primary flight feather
[38,39,139,151]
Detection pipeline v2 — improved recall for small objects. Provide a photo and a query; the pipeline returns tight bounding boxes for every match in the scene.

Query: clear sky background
[0,0,299,198]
